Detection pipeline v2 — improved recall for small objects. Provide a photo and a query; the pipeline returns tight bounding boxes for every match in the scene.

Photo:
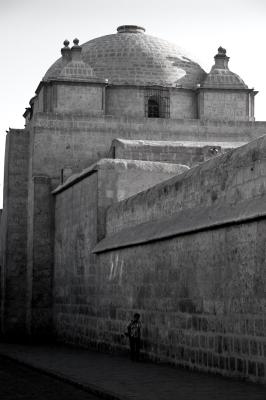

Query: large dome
[44,25,206,88]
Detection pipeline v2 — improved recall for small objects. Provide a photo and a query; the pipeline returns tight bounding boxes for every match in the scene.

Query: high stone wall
[105,136,266,235]
[95,219,266,381]
[0,130,29,338]
[30,112,266,181]
[53,159,188,344]
[53,173,98,346]
[53,133,266,383]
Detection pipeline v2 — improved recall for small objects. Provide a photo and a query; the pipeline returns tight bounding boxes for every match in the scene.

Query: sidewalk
[0,342,265,400]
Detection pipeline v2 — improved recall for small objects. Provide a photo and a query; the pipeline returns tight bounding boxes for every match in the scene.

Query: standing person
[127,313,141,361]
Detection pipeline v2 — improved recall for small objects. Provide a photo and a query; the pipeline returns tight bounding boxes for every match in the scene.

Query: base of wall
[54,335,266,385]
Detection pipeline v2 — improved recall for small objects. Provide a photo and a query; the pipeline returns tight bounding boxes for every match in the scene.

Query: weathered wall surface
[30,112,266,181]
[26,176,55,339]
[93,135,266,382]
[110,138,236,167]
[54,134,266,383]
[105,87,197,119]
[53,173,98,345]
[170,90,197,119]
[56,84,104,114]
[106,136,266,234]
[95,220,266,382]
[106,87,145,117]
[199,90,251,121]
[54,158,188,242]
[0,130,29,337]
[96,159,188,240]
[53,158,188,344]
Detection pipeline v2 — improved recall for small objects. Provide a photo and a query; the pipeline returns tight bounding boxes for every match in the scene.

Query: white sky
[1,0,266,207]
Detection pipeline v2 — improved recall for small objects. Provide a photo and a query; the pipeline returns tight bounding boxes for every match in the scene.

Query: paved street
[0,356,100,400]
[0,343,266,400]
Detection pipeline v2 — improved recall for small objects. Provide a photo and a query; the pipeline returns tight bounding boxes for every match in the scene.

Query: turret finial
[71,38,82,61]
[61,39,71,60]
[218,46,226,55]
[214,46,229,69]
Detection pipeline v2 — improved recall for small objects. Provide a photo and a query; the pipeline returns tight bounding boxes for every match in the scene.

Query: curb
[0,352,131,400]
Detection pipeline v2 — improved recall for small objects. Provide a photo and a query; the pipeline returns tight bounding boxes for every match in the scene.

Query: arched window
[148,97,160,118]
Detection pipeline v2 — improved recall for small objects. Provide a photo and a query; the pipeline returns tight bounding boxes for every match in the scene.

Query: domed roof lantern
[214,46,230,69]
[61,39,71,61]
[117,25,145,34]
[71,38,82,61]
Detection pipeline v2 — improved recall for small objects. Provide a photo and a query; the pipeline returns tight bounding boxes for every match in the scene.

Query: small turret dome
[201,47,248,89]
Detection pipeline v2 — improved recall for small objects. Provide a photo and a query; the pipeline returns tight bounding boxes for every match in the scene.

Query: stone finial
[61,39,71,61]
[71,38,82,61]
[214,46,229,69]
[218,46,226,55]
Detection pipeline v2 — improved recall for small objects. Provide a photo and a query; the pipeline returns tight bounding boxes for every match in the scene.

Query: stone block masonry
[105,134,266,235]
[53,173,98,346]
[53,159,188,345]
[95,221,266,382]
[109,138,237,168]
[26,176,54,339]
[53,133,266,383]
[0,130,29,337]
[31,113,266,180]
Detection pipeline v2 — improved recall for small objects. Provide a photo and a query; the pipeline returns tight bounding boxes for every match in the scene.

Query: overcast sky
[0,0,266,206]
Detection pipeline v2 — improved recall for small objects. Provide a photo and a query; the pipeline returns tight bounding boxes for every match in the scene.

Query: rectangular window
[145,87,170,118]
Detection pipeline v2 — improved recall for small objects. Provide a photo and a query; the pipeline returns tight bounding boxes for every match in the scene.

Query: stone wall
[53,158,188,343]
[105,87,197,119]
[94,221,266,382]
[56,84,104,114]
[199,90,252,121]
[30,112,266,181]
[109,138,236,167]
[53,134,266,383]
[54,158,188,242]
[0,130,29,337]
[105,136,266,235]
[106,87,145,117]
[53,172,98,345]
[26,176,55,339]
[170,90,197,119]
[96,159,188,240]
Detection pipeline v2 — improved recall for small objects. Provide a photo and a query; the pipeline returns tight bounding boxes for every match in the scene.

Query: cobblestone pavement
[0,356,101,400]
[0,343,266,400]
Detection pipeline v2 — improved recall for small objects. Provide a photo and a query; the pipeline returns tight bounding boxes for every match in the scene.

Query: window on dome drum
[145,88,170,118]
[148,98,159,117]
